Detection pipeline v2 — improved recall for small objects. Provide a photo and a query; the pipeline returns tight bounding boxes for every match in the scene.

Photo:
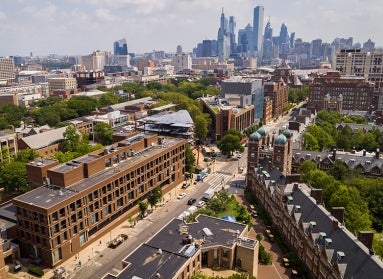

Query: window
[53,248,62,264]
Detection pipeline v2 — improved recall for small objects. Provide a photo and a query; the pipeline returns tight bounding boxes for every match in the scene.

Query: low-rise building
[102,215,259,279]
[200,96,254,141]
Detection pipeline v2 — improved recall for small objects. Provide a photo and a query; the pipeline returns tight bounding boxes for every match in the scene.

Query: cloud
[0,11,6,20]
[95,8,117,21]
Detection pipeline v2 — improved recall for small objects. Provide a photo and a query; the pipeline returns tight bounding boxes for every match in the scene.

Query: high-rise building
[176,45,183,54]
[363,39,375,52]
[290,32,295,49]
[113,39,128,56]
[171,53,192,72]
[80,51,111,71]
[264,18,272,40]
[217,8,231,61]
[252,6,264,60]
[228,16,237,55]
[0,57,15,83]
[311,39,323,59]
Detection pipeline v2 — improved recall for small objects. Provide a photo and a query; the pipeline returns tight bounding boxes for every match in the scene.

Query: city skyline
[0,0,382,57]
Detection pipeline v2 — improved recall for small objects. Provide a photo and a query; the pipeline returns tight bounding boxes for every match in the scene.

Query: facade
[334,49,383,91]
[200,96,254,141]
[0,84,45,106]
[0,130,18,163]
[74,71,105,90]
[307,71,375,112]
[171,53,192,73]
[220,77,264,120]
[217,9,231,62]
[13,134,186,267]
[263,97,273,124]
[47,77,77,95]
[0,56,15,83]
[113,39,128,56]
[102,215,259,279]
[247,127,293,175]
[264,80,289,119]
[252,6,264,60]
[80,51,111,71]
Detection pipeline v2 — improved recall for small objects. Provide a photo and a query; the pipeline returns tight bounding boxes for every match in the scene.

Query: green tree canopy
[94,122,113,145]
[0,162,28,193]
[217,129,244,156]
[63,124,81,152]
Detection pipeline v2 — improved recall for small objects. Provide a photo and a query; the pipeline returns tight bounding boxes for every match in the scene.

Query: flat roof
[13,138,183,209]
[108,215,252,278]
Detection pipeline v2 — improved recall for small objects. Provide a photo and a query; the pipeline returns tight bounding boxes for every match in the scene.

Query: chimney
[376,148,380,159]
[331,207,345,225]
[332,148,337,161]
[332,219,339,230]
[310,189,323,204]
[358,231,374,250]
[363,149,366,156]
[293,183,299,191]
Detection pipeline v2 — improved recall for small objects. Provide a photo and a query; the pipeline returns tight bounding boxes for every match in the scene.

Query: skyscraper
[264,18,272,40]
[217,8,231,61]
[228,16,237,55]
[253,6,264,60]
[113,38,128,56]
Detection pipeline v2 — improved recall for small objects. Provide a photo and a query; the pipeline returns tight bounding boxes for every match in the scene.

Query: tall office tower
[202,40,213,57]
[80,51,111,71]
[228,16,237,55]
[264,18,272,40]
[176,45,183,54]
[279,23,289,59]
[113,38,128,55]
[290,32,295,49]
[0,57,16,83]
[311,39,323,59]
[252,6,264,59]
[217,8,231,61]
[363,39,375,52]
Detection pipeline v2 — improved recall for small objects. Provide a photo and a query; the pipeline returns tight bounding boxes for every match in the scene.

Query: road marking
[272,263,283,279]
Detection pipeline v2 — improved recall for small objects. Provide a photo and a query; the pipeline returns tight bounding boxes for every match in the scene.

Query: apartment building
[12,133,186,267]
[47,77,77,95]
[102,215,259,279]
[264,80,289,119]
[0,56,15,83]
[307,71,375,112]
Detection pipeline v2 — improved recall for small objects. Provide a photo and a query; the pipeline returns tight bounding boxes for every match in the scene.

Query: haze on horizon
[0,0,382,56]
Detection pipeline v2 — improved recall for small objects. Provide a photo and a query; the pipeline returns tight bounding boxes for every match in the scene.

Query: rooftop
[13,138,183,209]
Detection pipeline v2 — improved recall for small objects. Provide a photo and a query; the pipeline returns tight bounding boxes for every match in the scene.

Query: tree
[14,148,39,163]
[185,143,196,173]
[217,129,244,157]
[94,122,113,145]
[194,115,209,140]
[98,92,120,107]
[147,186,162,209]
[328,185,371,232]
[67,96,97,117]
[138,201,148,218]
[63,124,80,152]
[259,244,272,265]
[0,162,28,193]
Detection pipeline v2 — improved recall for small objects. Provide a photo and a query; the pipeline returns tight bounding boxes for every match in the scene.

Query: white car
[237,153,242,158]
[197,200,206,208]
[177,193,186,199]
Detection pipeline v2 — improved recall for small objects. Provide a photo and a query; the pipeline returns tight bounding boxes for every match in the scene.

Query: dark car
[187,198,196,205]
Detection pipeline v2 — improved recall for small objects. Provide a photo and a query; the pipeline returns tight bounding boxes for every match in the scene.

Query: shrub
[28,266,44,277]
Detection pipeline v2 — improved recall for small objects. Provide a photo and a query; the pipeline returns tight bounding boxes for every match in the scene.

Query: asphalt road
[69,157,245,279]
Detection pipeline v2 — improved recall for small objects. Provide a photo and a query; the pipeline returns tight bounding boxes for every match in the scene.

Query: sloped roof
[288,184,383,278]
[20,126,67,149]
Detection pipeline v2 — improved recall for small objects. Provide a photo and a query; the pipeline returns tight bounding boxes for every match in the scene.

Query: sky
[0,0,382,57]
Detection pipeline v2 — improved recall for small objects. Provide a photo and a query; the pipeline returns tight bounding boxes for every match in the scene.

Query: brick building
[13,134,186,267]
[263,80,289,119]
[307,71,375,112]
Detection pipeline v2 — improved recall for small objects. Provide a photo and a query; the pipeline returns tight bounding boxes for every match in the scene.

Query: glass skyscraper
[113,39,128,56]
[253,6,264,59]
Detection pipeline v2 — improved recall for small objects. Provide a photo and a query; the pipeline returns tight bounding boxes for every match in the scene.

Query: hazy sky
[1,0,382,56]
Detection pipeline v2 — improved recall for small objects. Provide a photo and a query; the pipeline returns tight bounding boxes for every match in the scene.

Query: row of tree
[303,111,382,152]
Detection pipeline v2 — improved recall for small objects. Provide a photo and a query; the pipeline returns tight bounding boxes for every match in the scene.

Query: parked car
[187,198,196,205]
[250,210,258,217]
[177,193,186,199]
[197,200,206,208]
[182,182,190,189]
